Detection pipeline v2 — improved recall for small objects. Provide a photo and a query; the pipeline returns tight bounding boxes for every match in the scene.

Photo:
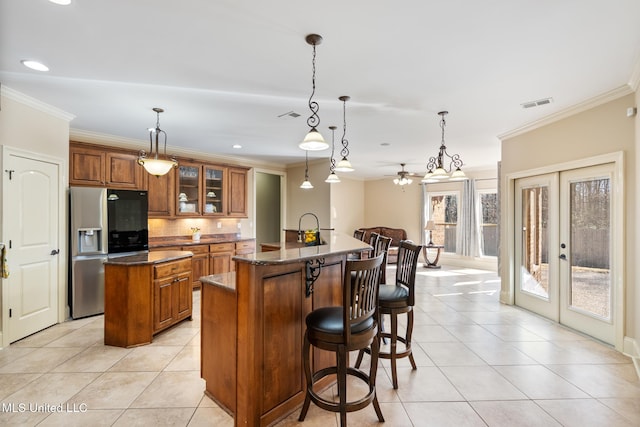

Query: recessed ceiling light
[21,60,49,71]
[232,144,242,149]
[49,0,72,5]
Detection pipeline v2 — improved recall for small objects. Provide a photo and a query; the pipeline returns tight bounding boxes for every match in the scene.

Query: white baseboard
[623,337,640,378]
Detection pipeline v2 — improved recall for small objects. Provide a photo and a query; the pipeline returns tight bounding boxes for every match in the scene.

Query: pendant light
[334,95,354,172]
[325,125,341,183]
[137,108,178,177]
[422,111,466,182]
[300,151,314,189]
[299,34,328,151]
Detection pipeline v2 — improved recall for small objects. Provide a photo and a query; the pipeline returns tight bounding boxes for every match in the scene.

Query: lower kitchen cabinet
[210,242,235,274]
[186,244,209,289]
[154,270,192,333]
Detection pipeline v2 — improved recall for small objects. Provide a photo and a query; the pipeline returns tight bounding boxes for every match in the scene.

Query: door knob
[50,249,60,255]
[559,254,566,260]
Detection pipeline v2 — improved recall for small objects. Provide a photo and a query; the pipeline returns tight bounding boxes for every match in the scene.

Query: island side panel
[201,282,237,413]
[235,254,346,427]
[104,263,153,347]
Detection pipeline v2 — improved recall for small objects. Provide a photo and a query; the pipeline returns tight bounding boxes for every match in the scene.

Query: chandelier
[422,111,466,182]
[137,108,178,177]
[334,95,354,172]
[325,125,340,183]
[299,34,328,151]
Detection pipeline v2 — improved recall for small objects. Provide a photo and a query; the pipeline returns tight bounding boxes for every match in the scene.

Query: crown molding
[69,128,284,170]
[629,54,640,92]
[1,85,76,122]
[498,85,634,141]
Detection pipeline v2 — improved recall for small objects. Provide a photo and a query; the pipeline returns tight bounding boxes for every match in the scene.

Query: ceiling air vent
[521,97,553,109]
[277,110,301,119]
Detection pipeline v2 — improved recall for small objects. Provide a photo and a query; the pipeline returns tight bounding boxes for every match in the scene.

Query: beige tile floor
[1,265,639,426]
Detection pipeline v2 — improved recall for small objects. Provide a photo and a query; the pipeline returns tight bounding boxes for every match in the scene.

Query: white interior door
[3,151,60,343]
[514,163,618,345]
[514,173,559,321]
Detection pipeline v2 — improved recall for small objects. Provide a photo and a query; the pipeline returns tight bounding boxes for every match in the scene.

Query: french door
[515,163,617,345]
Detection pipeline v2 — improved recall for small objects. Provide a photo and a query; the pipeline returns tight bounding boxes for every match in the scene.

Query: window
[479,191,498,256]
[428,192,459,253]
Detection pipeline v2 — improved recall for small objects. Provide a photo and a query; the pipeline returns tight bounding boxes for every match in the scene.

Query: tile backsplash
[148,218,241,238]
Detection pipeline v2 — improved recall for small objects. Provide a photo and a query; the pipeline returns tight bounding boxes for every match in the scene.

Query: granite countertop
[149,234,254,248]
[234,232,371,266]
[105,250,193,266]
[201,272,236,291]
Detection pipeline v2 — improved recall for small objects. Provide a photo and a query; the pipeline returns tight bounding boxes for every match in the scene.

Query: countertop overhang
[233,232,371,266]
[104,250,193,266]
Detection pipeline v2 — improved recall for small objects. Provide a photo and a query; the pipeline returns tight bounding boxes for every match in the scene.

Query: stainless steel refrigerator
[69,187,148,319]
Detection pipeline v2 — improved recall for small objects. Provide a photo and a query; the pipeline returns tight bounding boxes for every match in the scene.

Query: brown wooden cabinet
[185,244,209,289]
[147,171,175,217]
[176,162,248,218]
[153,258,193,334]
[104,252,193,348]
[210,242,235,274]
[70,142,145,189]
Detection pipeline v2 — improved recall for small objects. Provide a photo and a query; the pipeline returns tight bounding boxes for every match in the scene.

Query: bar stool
[299,254,385,426]
[355,240,422,389]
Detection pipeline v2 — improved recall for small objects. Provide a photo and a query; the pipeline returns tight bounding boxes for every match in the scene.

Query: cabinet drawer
[183,244,209,255]
[210,243,235,253]
[235,240,256,254]
[154,258,192,279]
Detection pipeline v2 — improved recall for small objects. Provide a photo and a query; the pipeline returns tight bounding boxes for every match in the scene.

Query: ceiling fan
[387,163,421,186]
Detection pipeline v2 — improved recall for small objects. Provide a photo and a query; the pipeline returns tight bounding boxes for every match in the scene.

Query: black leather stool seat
[378,284,409,303]
[306,307,374,337]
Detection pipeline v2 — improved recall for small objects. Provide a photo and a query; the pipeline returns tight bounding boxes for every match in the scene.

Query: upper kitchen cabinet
[203,165,225,216]
[176,162,202,216]
[69,142,145,190]
[147,169,175,217]
[227,167,248,217]
[176,162,249,218]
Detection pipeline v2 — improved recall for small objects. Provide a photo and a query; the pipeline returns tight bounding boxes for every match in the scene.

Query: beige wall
[500,92,637,348]
[364,178,423,243]
[0,90,71,159]
[635,86,640,356]
[329,176,364,235]
[286,159,331,232]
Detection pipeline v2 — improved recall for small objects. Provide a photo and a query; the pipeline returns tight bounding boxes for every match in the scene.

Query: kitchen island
[104,250,193,348]
[200,232,371,426]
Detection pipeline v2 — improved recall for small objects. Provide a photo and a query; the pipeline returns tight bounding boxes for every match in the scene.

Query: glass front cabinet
[176,163,237,217]
[204,166,225,216]
[177,163,201,215]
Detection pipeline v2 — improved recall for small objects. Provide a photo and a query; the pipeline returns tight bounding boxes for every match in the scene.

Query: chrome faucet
[298,212,320,243]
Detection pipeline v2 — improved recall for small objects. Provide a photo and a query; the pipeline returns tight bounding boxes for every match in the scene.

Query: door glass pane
[569,178,610,319]
[480,192,498,256]
[520,186,549,299]
[429,194,458,253]
[204,166,224,214]
[178,165,199,213]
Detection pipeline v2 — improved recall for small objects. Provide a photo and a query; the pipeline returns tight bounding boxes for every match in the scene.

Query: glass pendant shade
[299,128,328,150]
[449,168,467,181]
[139,158,176,177]
[325,171,341,183]
[300,179,314,189]
[432,167,448,179]
[138,108,178,177]
[335,157,354,172]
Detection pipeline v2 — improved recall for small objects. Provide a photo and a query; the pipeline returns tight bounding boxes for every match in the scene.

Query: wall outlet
[217,222,222,229]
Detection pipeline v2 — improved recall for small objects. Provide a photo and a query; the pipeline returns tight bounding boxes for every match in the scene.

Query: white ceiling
[1,0,639,180]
